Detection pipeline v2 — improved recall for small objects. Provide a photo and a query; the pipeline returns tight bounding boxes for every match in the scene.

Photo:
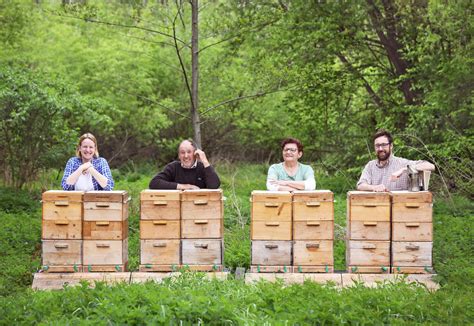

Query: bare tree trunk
[191,0,201,147]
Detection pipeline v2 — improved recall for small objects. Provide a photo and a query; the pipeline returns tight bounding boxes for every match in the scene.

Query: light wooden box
[83,239,128,272]
[293,190,334,240]
[293,240,333,267]
[251,240,292,266]
[391,191,433,273]
[251,191,292,241]
[140,239,180,270]
[181,190,223,239]
[42,240,82,272]
[140,190,181,220]
[42,191,84,240]
[346,240,390,273]
[181,239,223,265]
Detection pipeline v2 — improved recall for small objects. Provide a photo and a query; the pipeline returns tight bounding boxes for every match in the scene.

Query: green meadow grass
[0,164,473,324]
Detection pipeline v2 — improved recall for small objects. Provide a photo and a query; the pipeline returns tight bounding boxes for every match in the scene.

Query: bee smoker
[407,164,421,192]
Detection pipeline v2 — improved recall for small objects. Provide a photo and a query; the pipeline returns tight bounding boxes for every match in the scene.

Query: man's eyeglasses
[374,143,390,149]
[283,148,298,153]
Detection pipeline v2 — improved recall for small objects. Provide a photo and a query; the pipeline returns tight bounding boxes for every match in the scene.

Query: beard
[377,148,391,161]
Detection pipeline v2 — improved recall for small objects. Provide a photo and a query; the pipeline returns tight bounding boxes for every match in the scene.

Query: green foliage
[0,186,40,213]
[0,165,473,322]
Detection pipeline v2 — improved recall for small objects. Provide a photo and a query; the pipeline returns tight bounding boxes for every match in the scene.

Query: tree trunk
[191,0,201,147]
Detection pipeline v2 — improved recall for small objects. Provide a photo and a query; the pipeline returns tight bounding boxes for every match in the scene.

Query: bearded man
[357,130,435,192]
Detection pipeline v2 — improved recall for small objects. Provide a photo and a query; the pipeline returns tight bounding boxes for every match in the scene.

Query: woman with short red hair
[266,138,316,191]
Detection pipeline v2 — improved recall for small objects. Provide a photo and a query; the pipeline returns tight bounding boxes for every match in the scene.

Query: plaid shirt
[357,155,423,191]
[61,157,114,191]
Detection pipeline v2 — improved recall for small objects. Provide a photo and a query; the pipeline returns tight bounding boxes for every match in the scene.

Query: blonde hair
[76,133,99,158]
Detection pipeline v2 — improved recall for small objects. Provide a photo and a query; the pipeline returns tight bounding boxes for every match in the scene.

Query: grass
[0,164,473,324]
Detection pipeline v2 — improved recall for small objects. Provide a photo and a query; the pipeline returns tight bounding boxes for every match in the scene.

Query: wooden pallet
[32,271,229,290]
[293,266,334,273]
[245,273,439,290]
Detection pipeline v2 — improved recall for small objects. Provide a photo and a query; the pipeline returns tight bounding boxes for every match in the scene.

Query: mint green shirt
[266,162,316,191]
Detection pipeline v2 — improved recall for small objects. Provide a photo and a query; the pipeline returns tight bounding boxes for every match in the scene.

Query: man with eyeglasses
[357,130,435,192]
[149,139,220,190]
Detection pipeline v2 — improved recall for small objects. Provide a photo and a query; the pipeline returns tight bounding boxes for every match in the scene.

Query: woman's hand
[80,162,92,174]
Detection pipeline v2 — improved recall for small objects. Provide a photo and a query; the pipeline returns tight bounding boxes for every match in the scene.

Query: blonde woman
[61,133,114,191]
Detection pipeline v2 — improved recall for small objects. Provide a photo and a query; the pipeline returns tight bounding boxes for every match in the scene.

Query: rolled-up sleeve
[266,165,279,191]
[303,166,316,190]
[96,158,114,191]
[61,158,77,190]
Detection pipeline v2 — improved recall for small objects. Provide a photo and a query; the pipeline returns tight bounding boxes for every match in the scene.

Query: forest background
[0,0,472,195]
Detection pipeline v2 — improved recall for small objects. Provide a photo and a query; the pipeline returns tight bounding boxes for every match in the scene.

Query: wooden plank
[392,222,432,241]
[139,265,180,272]
[181,201,222,220]
[349,206,391,221]
[140,220,181,239]
[347,266,390,274]
[42,219,82,240]
[32,272,131,290]
[293,220,334,240]
[82,264,128,272]
[251,241,292,266]
[42,202,82,221]
[347,191,391,205]
[131,271,228,283]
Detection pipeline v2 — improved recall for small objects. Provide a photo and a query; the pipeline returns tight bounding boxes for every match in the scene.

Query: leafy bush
[0,186,40,213]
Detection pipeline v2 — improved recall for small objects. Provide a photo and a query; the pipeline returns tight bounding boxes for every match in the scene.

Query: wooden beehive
[42,191,84,272]
[346,191,390,273]
[139,190,181,272]
[181,189,223,239]
[292,190,334,273]
[391,191,433,274]
[82,191,129,272]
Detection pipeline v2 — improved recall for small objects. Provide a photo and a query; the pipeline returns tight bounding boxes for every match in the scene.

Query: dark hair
[281,137,303,153]
[373,129,393,144]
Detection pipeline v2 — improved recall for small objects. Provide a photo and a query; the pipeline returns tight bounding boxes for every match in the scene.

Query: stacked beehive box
[181,189,223,271]
[250,191,293,272]
[293,191,334,273]
[82,191,129,272]
[391,191,433,274]
[139,190,181,272]
[346,191,391,273]
[42,191,84,272]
